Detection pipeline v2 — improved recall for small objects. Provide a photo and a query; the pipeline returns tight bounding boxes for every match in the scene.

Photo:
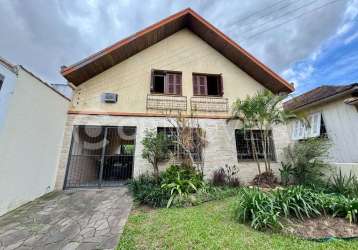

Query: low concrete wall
[55,114,291,189]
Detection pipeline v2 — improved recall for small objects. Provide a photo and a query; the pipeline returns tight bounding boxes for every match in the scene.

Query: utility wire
[241,0,345,42]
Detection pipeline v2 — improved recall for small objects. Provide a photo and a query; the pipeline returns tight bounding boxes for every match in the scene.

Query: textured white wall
[0,64,17,133]
[0,67,69,216]
[55,114,290,189]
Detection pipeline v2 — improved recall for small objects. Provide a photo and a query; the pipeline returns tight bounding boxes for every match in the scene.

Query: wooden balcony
[146,94,187,111]
[190,96,229,112]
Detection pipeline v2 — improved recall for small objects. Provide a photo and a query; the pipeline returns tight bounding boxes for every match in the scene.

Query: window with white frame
[292,112,326,140]
[0,74,4,91]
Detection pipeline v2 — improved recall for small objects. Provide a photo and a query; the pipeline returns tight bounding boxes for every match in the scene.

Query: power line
[224,0,293,29]
[236,0,318,37]
[241,0,345,42]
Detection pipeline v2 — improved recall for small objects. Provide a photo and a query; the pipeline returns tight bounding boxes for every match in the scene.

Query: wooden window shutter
[193,74,199,95]
[174,73,182,95]
[199,75,207,95]
[165,73,175,94]
[219,74,224,96]
[150,70,154,92]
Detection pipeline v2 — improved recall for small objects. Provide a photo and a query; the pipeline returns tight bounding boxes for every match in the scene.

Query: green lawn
[117,197,358,250]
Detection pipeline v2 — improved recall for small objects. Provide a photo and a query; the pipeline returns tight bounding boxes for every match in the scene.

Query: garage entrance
[64,126,136,189]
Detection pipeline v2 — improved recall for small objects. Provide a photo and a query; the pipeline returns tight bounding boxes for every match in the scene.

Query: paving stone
[0,188,132,249]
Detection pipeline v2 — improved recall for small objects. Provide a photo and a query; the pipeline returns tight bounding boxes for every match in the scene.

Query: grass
[117,197,358,250]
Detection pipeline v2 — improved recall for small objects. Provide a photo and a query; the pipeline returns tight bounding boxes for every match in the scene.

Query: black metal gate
[64,126,136,189]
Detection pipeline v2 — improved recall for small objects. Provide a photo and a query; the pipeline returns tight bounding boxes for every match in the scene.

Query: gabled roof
[0,56,71,101]
[284,83,358,111]
[61,8,294,93]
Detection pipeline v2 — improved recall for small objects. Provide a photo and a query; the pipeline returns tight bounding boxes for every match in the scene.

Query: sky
[0,0,357,95]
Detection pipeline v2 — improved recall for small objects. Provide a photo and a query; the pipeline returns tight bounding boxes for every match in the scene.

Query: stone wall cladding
[54,114,291,189]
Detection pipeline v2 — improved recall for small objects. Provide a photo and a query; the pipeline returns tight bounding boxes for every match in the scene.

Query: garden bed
[284,216,358,240]
[118,197,358,249]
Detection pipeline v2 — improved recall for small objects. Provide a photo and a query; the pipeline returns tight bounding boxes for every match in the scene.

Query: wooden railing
[146,94,187,111]
[190,96,229,112]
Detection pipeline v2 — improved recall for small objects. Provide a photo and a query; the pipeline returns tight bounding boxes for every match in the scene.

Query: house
[284,83,358,175]
[0,57,70,216]
[55,8,294,189]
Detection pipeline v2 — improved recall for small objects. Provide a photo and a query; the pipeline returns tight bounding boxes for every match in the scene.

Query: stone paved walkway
[0,187,133,250]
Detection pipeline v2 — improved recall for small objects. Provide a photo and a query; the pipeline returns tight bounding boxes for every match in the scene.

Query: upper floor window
[193,73,223,96]
[0,74,4,91]
[151,70,182,95]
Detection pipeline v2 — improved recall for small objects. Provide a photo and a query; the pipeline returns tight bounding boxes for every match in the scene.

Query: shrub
[171,185,239,207]
[141,129,171,180]
[129,175,170,207]
[327,169,355,197]
[233,188,282,230]
[161,164,203,188]
[272,186,323,220]
[279,162,294,186]
[251,171,277,187]
[212,165,240,187]
[323,194,358,223]
[283,138,331,186]
[161,171,202,208]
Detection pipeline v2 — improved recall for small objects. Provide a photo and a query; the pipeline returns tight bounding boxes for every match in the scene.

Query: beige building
[0,57,70,216]
[284,83,358,175]
[55,8,294,189]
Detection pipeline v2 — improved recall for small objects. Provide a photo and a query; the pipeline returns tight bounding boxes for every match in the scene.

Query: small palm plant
[229,90,296,175]
[161,172,201,208]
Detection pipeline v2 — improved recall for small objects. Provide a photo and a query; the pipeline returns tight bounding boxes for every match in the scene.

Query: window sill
[149,93,184,97]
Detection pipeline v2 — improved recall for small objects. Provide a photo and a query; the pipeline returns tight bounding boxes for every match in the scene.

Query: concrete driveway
[0,187,132,250]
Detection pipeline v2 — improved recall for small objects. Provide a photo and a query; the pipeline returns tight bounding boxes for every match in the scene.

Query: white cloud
[0,0,354,86]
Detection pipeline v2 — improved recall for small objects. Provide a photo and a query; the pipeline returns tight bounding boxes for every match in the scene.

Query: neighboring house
[0,57,70,216]
[52,83,74,99]
[55,8,294,190]
[284,83,358,175]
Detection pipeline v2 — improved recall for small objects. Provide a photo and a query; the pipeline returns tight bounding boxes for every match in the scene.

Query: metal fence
[64,126,136,189]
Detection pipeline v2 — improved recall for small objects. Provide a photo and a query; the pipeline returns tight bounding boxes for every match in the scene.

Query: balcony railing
[146,94,187,111]
[190,96,229,112]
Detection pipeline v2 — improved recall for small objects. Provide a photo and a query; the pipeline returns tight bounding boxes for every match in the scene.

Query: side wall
[0,64,17,133]
[55,114,290,189]
[0,68,69,216]
[288,97,358,175]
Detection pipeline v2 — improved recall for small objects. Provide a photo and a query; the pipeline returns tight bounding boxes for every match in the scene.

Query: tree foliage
[141,129,171,180]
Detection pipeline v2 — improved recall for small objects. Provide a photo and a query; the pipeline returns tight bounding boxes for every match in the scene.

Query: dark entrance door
[64,126,136,189]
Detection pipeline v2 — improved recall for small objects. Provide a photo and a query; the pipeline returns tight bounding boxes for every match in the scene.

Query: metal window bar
[157,127,203,163]
[235,129,276,161]
[64,126,136,189]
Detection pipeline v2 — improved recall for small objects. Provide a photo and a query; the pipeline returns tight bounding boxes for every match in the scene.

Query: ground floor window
[235,129,276,161]
[157,127,202,162]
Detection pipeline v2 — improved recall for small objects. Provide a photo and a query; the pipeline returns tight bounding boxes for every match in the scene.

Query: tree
[141,129,171,180]
[229,90,296,175]
[166,111,207,174]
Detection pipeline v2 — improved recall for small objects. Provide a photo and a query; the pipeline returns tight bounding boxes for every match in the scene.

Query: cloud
[0,0,354,86]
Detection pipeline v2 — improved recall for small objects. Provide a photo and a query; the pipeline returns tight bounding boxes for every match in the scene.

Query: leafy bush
[323,194,358,223]
[212,165,240,187]
[283,138,331,186]
[129,175,170,207]
[251,171,277,187]
[272,186,323,220]
[171,185,239,207]
[161,165,203,188]
[130,165,206,208]
[233,188,282,230]
[279,162,294,186]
